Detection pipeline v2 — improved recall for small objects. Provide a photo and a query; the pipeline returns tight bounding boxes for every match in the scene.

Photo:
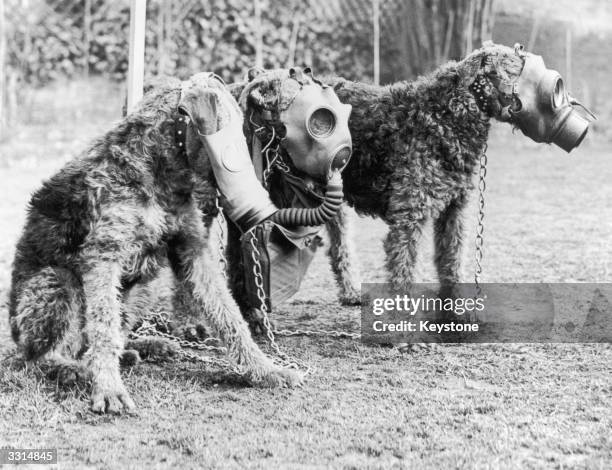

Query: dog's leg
[384,217,425,292]
[434,196,468,299]
[326,204,362,305]
[225,217,266,335]
[81,255,135,414]
[226,217,250,314]
[169,209,302,388]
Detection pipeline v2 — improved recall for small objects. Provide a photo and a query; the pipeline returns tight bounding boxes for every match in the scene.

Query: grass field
[1,105,611,468]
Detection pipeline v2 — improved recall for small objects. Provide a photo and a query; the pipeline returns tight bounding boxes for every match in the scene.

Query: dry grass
[0,83,611,468]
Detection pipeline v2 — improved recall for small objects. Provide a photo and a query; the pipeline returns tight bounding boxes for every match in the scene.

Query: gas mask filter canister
[505,46,596,153]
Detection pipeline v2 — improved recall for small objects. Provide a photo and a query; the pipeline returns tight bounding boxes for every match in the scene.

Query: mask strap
[568,95,598,121]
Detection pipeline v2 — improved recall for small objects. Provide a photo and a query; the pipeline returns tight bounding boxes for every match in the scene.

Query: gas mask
[177,72,347,232]
[278,68,353,180]
[502,44,596,153]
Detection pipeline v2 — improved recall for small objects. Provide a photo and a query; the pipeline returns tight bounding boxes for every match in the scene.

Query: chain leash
[246,228,312,373]
[214,192,228,280]
[474,143,488,298]
[129,312,245,375]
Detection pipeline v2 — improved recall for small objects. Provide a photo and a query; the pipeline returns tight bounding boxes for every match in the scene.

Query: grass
[0,82,611,468]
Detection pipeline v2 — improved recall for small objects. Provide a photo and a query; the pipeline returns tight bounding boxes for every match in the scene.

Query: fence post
[254,0,263,68]
[372,0,380,85]
[0,0,6,135]
[127,0,147,113]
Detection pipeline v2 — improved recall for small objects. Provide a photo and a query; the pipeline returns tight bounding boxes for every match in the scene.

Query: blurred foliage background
[0,0,611,163]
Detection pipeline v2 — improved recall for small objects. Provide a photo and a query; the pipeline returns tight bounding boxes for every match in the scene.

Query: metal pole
[254,0,263,68]
[373,0,380,85]
[127,0,147,113]
[0,0,6,133]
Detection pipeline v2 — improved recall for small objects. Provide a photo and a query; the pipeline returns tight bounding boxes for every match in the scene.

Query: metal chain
[273,328,360,339]
[129,315,245,375]
[474,143,488,296]
[246,229,312,373]
[214,193,228,280]
[274,156,291,175]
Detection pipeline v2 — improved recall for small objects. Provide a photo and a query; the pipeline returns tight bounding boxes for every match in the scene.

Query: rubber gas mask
[502,44,596,153]
[278,68,353,180]
[177,72,346,232]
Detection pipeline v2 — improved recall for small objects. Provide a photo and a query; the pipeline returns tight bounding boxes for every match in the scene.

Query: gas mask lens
[307,107,336,138]
[330,145,352,172]
[552,77,566,108]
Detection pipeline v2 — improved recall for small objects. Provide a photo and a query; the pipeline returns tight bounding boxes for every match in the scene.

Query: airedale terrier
[324,43,545,299]
[8,73,301,414]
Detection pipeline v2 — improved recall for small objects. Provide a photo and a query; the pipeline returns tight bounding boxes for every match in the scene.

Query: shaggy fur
[322,42,524,297]
[8,74,301,414]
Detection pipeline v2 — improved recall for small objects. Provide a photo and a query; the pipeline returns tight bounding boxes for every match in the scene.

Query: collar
[175,114,190,157]
[469,74,495,115]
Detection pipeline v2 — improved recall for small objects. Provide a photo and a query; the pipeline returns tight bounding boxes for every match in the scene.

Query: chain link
[474,143,488,297]
[214,193,228,280]
[129,314,245,375]
[246,228,312,373]
[273,328,360,339]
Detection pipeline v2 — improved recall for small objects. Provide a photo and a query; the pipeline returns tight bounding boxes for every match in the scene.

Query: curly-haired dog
[319,42,534,299]
[8,73,301,414]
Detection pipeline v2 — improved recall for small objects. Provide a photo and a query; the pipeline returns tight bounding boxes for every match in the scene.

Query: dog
[319,42,531,300]
[8,73,301,414]
[224,70,362,323]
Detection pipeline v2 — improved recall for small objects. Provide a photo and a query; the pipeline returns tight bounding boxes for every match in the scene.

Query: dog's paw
[178,323,212,343]
[120,349,142,368]
[52,363,92,387]
[339,289,362,306]
[90,372,135,414]
[125,338,179,362]
[245,308,275,336]
[249,366,304,389]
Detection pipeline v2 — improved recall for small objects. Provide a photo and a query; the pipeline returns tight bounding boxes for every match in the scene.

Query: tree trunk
[391,0,497,79]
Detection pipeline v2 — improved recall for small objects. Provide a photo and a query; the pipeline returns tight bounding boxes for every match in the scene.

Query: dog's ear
[178,85,220,136]
[458,50,485,87]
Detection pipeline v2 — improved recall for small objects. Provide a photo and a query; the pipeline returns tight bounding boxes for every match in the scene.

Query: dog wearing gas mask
[8,72,303,415]
[219,67,362,329]
[225,42,594,319]
[322,41,594,299]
